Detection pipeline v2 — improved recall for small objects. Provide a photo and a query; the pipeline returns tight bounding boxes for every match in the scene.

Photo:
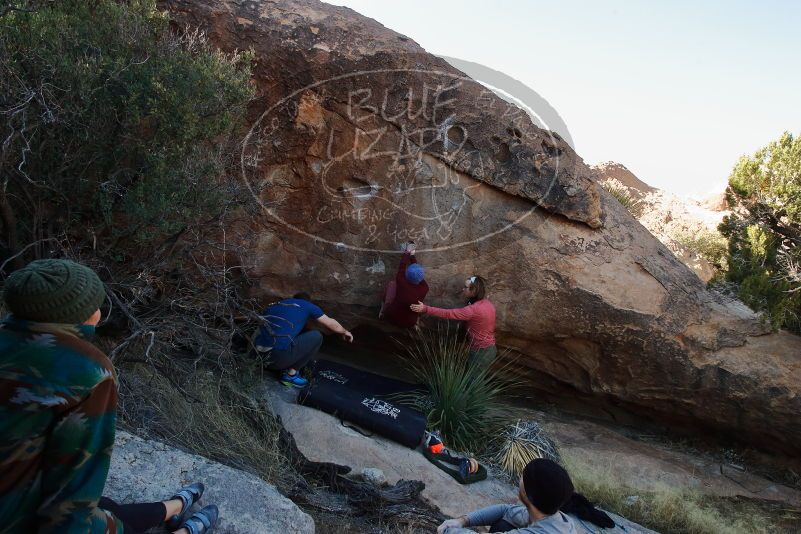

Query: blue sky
[324,0,801,197]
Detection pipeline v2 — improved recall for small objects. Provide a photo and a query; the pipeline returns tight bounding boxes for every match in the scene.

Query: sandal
[180,504,219,534]
[165,482,205,530]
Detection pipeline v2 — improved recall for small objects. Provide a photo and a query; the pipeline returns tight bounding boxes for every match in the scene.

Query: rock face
[106,431,315,534]
[161,0,801,455]
[592,162,729,282]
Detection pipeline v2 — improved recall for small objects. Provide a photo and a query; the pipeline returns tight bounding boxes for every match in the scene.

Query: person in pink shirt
[410,275,497,367]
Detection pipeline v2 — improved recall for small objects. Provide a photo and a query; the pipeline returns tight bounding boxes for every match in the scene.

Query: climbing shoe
[165,482,204,530]
[180,504,219,534]
[280,372,308,388]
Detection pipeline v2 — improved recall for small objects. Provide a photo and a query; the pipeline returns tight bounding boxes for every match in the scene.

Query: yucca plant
[489,420,562,481]
[601,181,643,217]
[394,326,519,452]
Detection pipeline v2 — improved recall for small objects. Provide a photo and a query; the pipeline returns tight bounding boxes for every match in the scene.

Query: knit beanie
[3,259,105,324]
[405,263,425,285]
[522,458,575,515]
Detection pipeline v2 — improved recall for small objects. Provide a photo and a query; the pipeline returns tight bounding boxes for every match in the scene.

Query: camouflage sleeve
[37,374,123,534]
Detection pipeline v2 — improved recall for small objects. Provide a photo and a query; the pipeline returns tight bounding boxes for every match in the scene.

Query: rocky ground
[318,347,801,506]
[106,431,315,534]
[260,377,658,533]
[107,344,801,533]
[540,414,801,505]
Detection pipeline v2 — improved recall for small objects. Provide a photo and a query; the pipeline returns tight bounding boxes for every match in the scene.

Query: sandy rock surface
[107,431,315,534]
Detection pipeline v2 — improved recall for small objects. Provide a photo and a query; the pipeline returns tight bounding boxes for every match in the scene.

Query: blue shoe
[280,372,308,388]
[165,482,204,530]
[180,504,219,534]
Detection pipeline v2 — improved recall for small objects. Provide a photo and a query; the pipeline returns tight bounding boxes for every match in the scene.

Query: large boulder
[160,0,801,455]
[106,431,315,534]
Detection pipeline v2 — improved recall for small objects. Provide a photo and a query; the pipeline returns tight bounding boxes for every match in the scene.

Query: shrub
[0,0,254,263]
[719,131,801,333]
[671,226,729,269]
[602,181,643,218]
[489,420,562,481]
[394,327,519,452]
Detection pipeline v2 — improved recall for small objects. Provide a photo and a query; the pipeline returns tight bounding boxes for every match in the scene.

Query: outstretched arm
[315,314,354,342]
[410,302,475,321]
[437,505,513,533]
[396,245,417,281]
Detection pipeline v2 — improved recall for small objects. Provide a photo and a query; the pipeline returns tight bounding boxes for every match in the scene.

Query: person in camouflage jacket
[0,316,121,533]
[0,259,219,534]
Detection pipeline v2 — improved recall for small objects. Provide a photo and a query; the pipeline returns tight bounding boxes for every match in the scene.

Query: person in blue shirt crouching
[254,292,353,387]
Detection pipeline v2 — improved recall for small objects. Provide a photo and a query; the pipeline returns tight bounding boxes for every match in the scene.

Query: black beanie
[522,459,575,515]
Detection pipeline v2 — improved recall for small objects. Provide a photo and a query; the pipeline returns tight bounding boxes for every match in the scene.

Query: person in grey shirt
[437,459,576,534]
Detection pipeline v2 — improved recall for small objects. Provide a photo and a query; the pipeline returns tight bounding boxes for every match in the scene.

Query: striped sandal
[179,505,219,534]
[165,482,205,530]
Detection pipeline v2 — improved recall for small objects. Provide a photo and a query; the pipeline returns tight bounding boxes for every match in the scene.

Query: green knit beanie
[3,259,105,324]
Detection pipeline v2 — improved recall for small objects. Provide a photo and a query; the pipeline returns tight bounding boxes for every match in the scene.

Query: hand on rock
[437,517,466,533]
[342,331,354,343]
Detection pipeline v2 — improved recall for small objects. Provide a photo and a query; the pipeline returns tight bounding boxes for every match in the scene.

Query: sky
[324,0,801,198]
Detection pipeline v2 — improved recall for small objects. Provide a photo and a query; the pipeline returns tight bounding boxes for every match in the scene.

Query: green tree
[720,132,801,332]
[0,0,253,264]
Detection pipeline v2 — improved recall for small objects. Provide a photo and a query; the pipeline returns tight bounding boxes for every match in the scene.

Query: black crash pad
[298,359,427,448]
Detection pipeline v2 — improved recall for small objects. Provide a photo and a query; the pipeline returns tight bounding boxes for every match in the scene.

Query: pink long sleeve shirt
[422,299,496,350]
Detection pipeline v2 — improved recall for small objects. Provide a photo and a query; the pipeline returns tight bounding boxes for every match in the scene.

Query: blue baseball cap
[405,263,425,285]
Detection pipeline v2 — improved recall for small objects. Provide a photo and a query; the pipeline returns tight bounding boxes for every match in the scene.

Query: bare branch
[0,237,61,273]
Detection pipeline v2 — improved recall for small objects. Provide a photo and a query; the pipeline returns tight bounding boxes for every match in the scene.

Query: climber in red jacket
[379,241,429,329]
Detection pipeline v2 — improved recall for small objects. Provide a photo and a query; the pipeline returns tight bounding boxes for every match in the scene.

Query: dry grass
[602,180,644,217]
[563,453,782,534]
[117,361,300,491]
[117,360,445,533]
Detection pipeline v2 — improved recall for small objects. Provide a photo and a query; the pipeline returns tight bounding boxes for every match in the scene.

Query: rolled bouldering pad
[422,448,488,485]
